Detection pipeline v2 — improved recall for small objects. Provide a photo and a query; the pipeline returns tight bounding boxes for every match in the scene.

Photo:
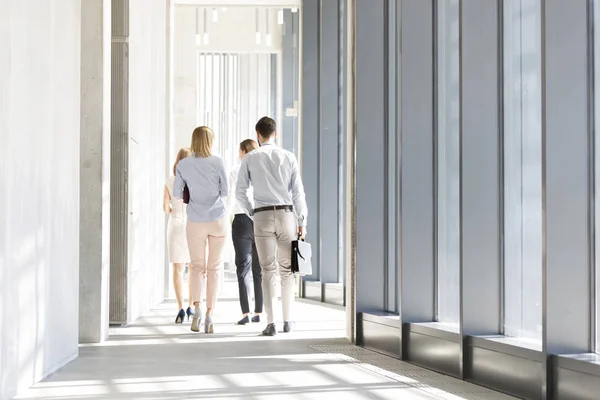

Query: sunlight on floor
[15,282,516,400]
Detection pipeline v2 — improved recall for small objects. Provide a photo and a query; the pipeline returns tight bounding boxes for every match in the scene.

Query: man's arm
[290,156,308,231]
[235,157,254,216]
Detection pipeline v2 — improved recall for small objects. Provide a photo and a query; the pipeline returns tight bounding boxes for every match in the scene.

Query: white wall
[127,0,170,320]
[0,1,81,399]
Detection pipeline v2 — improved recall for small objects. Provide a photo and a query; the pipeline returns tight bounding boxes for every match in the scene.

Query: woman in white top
[229,139,263,325]
[163,147,193,324]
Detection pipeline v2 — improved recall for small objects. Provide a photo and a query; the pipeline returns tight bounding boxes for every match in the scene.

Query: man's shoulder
[244,148,264,162]
[267,145,296,159]
[246,145,297,163]
[278,147,298,163]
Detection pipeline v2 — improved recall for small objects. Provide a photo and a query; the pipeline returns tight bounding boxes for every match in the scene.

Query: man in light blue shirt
[236,116,308,336]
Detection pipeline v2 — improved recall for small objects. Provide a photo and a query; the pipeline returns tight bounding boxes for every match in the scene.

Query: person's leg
[187,265,194,308]
[251,239,263,315]
[275,210,298,326]
[254,211,278,328]
[205,216,228,317]
[186,220,208,331]
[232,215,252,316]
[172,263,184,310]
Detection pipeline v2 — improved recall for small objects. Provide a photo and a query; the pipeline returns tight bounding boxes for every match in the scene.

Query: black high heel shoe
[175,309,185,324]
[186,307,195,321]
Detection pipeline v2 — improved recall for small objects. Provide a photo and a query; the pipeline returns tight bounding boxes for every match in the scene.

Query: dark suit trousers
[232,214,263,314]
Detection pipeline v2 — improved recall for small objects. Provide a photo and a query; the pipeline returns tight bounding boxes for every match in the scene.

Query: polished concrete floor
[16,282,517,400]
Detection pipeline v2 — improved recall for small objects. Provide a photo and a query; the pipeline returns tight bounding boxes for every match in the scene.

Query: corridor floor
[16,283,518,400]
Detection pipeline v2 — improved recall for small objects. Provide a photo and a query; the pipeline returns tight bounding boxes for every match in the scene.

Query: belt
[253,205,293,214]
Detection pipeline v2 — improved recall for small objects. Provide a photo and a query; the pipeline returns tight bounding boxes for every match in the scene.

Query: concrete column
[79,0,111,343]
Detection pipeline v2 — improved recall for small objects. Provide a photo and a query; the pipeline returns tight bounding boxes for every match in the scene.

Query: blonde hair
[239,139,258,155]
[173,147,192,176]
[190,126,214,158]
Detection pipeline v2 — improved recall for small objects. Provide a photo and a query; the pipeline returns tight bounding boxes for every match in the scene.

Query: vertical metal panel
[281,10,300,155]
[319,0,340,284]
[542,0,591,356]
[385,0,399,313]
[301,0,321,281]
[270,54,278,121]
[354,0,386,312]
[399,0,435,322]
[111,0,129,37]
[459,0,501,337]
[338,0,348,287]
[109,0,129,324]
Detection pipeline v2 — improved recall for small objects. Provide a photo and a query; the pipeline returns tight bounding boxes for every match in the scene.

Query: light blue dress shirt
[173,155,228,223]
[235,141,308,227]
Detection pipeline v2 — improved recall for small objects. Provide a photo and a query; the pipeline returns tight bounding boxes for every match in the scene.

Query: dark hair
[255,116,277,139]
[239,139,258,154]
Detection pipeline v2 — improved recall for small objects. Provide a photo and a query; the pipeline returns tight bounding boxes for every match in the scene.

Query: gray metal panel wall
[301,0,346,287]
[542,0,592,357]
[319,0,340,284]
[301,0,321,281]
[354,0,386,312]
[109,0,129,324]
[459,0,501,339]
[399,0,435,322]
[111,0,128,37]
[282,10,299,154]
[338,0,348,286]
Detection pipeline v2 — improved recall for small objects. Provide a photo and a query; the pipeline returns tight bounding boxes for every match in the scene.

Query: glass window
[503,0,543,342]
[435,0,460,326]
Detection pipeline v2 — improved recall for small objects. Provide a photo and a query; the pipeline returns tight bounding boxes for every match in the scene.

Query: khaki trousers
[186,216,228,310]
[253,209,297,324]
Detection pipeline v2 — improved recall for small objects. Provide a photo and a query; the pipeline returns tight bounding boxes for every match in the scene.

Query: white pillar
[79,0,111,343]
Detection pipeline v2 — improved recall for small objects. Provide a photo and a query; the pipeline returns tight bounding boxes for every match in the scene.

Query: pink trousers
[186,216,228,310]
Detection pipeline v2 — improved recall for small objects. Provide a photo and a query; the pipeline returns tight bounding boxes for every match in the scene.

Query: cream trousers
[253,209,297,324]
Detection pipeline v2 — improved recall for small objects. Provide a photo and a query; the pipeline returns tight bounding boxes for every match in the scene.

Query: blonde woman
[228,139,263,325]
[173,126,229,334]
[164,147,194,324]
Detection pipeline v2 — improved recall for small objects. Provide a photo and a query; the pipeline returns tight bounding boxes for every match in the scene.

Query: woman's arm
[163,185,172,214]
[218,159,229,198]
[173,166,185,200]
